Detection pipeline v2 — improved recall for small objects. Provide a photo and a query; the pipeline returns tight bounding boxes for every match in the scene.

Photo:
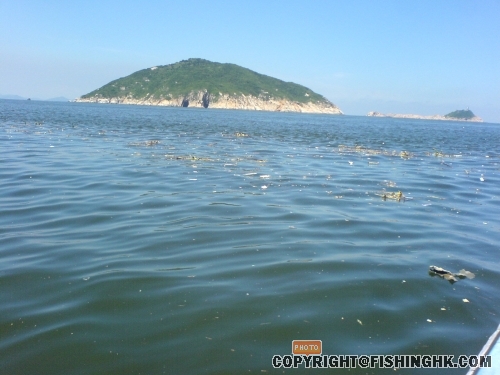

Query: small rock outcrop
[367,111,483,122]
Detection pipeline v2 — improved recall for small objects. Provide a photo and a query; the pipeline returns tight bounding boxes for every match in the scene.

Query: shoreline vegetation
[74,58,343,115]
[367,109,483,122]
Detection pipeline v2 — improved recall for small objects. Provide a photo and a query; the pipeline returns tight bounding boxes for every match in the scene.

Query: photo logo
[292,340,322,356]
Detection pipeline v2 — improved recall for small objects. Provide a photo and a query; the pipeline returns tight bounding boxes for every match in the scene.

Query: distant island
[0,95,69,102]
[74,58,343,115]
[367,109,482,122]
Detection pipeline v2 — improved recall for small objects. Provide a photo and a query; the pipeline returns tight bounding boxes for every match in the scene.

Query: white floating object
[427,319,433,323]
[463,298,470,303]
[348,161,354,165]
[480,175,485,182]
[261,185,268,189]
[357,319,363,325]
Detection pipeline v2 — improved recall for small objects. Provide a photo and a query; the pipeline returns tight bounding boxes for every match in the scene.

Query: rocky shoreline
[367,111,483,122]
[75,91,343,115]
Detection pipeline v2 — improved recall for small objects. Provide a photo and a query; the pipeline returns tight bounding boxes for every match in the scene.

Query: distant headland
[75,58,343,115]
[367,109,482,122]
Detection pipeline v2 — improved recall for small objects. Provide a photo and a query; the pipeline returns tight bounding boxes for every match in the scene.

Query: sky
[1,0,499,122]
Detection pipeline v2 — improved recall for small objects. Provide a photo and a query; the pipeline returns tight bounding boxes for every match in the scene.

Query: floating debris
[426,149,458,158]
[235,132,249,137]
[129,140,161,147]
[456,269,475,279]
[429,265,475,283]
[463,299,470,303]
[338,144,413,159]
[165,154,214,162]
[377,191,404,201]
[357,319,363,326]
[400,150,412,159]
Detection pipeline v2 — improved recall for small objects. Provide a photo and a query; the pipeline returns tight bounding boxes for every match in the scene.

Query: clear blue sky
[1,0,499,122]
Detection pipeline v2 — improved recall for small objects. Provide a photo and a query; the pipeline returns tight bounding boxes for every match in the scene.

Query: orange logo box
[292,340,322,356]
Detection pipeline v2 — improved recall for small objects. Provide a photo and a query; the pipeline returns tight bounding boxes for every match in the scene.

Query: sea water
[1,99,499,374]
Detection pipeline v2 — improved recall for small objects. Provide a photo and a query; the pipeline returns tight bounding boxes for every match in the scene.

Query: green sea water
[1,100,499,374]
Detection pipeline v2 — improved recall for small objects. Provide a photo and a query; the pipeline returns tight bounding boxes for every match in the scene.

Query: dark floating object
[429,265,475,283]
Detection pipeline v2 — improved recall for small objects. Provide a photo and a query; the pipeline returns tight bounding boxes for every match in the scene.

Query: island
[75,58,343,115]
[367,109,482,122]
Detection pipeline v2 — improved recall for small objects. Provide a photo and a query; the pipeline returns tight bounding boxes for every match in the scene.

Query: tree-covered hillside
[445,109,476,119]
[80,58,328,104]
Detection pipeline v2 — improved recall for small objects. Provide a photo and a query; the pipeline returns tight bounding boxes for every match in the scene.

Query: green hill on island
[445,109,476,120]
[81,58,324,104]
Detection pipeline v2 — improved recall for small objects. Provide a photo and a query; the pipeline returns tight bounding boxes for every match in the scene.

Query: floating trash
[427,149,458,158]
[429,265,475,283]
[129,140,161,147]
[338,144,414,159]
[235,132,248,137]
[400,151,412,159]
[377,191,404,201]
[165,154,214,162]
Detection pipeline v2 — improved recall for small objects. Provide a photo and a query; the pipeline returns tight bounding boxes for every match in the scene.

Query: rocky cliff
[76,90,343,114]
[367,111,483,122]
